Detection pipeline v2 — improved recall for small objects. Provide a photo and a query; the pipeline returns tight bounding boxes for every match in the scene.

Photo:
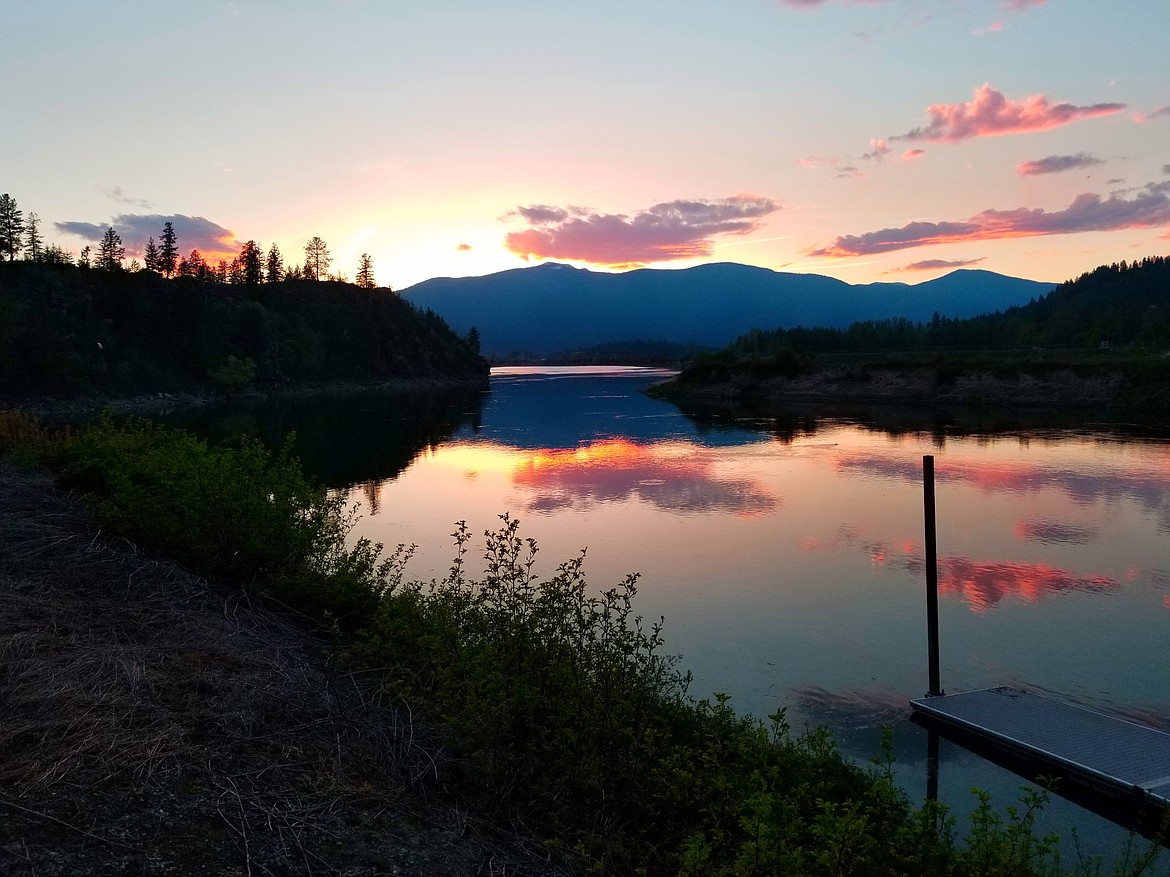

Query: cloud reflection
[1014,518,1097,545]
[511,439,779,516]
[803,525,1122,611]
[835,452,1170,527]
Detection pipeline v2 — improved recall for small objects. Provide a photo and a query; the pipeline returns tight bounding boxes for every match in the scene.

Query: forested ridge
[723,256,1170,357]
[0,261,487,400]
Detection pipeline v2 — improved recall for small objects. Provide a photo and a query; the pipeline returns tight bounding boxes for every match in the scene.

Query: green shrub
[55,416,382,627]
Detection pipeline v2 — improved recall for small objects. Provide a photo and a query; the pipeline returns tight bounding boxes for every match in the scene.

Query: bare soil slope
[0,463,565,876]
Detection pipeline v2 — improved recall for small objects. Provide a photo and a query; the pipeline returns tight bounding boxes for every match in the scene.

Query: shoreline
[651,360,1170,420]
[1,374,491,421]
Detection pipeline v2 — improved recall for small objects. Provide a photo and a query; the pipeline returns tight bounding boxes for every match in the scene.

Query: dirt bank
[0,463,564,876]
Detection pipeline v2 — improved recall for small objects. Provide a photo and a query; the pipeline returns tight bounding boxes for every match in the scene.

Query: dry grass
[0,462,567,876]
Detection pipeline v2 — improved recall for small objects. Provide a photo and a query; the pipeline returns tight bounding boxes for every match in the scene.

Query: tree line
[0,193,381,290]
[724,255,1170,357]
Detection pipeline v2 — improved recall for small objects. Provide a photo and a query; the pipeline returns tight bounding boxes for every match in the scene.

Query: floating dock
[911,686,1170,815]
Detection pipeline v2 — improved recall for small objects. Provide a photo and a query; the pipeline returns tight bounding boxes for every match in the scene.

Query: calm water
[174,366,1170,861]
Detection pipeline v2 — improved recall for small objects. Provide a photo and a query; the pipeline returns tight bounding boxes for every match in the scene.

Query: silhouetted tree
[78,246,91,269]
[214,260,229,283]
[97,226,125,271]
[467,326,481,355]
[303,236,331,280]
[144,236,160,272]
[0,194,23,262]
[237,240,264,286]
[24,211,43,261]
[356,253,376,289]
[159,221,178,277]
[178,248,209,280]
[39,244,72,266]
[265,243,283,283]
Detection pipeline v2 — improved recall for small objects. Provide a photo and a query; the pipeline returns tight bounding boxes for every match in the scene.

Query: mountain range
[400,262,1056,357]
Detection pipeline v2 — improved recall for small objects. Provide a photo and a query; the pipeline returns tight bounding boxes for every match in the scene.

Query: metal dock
[912,686,1170,813]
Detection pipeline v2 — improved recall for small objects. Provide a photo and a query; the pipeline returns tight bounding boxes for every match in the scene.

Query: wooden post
[924,455,943,697]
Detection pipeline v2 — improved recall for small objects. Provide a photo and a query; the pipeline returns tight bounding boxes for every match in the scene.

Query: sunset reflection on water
[213,366,1169,856]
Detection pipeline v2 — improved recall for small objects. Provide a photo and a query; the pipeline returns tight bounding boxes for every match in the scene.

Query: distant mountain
[401,262,1055,356]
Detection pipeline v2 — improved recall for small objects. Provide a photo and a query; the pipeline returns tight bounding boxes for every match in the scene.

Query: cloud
[902,148,926,160]
[901,257,986,271]
[503,195,778,267]
[1003,0,1046,8]
[809,182,1170,257]
[861,138,891,162]
[105,187,154,209]
[456,243,473,252]
[1134,104,1170,124]
[896,83,1125,143]
[1164,165,1170,176]
[55,213,241,260]
[1016,153,1105,176]
[778,0,883,7]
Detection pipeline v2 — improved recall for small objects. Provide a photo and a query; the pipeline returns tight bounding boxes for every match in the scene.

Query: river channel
[167,365,1170,861]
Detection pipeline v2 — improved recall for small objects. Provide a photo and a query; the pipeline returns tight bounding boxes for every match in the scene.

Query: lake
[170,365,1170,860]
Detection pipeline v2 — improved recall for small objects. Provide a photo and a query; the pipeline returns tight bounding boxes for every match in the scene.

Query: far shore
[1,375,491,421]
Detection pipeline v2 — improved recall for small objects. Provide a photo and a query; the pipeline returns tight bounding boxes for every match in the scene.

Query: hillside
[0,262,488,403]
[655,256,1170,417]
[400,261,1054,356]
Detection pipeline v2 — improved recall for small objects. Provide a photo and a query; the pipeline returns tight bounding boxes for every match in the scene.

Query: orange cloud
[503,196,777,268]
[902,148,926,160]
[896,84,1124,143]
[809,183,1170,257]
[1017,153,1105,176]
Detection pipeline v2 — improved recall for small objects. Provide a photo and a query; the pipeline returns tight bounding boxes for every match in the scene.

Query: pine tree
[159,221,178,277]
[97,226,125,271]
[144,236,160,272]
[0,194,24,262]
[303,236,331,281]
[24,212,43,261]
[265,243,283,283]
[238,240,263,286]
[356,253,376,289]
[78,246,91,269]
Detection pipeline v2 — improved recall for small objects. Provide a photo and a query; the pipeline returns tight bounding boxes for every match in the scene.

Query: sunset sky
[4,0,1168,290]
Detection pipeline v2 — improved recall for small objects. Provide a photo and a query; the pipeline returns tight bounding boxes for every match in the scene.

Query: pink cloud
[902,148,926,160]
[862,138,891,162]
[456,242,472,252]
[503,195,778,267]
[897,83,1125,143]
[901,257,986,271]
[1017,153,1105,176]
[809,183,1170,257]
[1133,104,1170,123]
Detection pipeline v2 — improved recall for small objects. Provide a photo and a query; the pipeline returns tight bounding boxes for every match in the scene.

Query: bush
[54,416,383,627]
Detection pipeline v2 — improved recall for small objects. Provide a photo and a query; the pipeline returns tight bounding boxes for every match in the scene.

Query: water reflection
[168,366,1170,860]
[836,452,1170,527]
[160,385,486,488]
[511,439,778,516]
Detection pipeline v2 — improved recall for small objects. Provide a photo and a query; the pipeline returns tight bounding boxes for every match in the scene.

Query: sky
[3,0,1169,291]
